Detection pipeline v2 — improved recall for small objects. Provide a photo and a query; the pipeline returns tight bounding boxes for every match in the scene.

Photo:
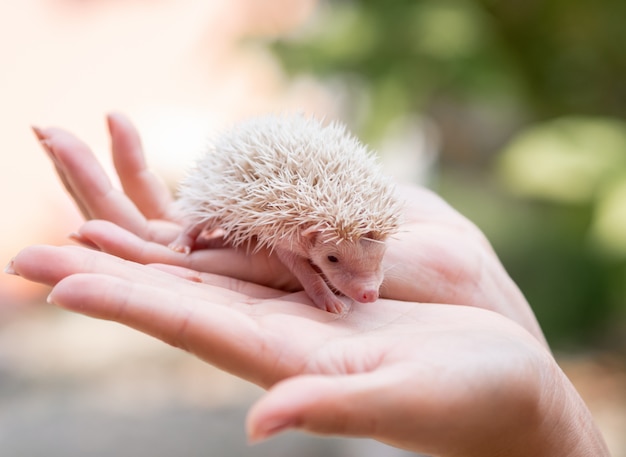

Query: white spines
[175,114,402,251]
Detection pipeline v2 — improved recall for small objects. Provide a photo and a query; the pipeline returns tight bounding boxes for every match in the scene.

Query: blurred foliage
[498,117,626,204]
[269,0,524,140]
[256,0,626,348]
[268,0,626,132]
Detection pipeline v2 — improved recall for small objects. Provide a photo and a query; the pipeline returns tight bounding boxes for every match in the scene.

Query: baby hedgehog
[169,114,402,313]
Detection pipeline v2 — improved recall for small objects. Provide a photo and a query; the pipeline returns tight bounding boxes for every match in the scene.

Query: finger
[32,126,151,236]
[107,112,174,220]
[32,126,93,220]
[247,372,395,444]
[11,244,178,289]
[47,273,273,384]
[12,243,300,325]
[75,220,300,291]
[72,219,182,263]
[148,263,287,299]
[246,361,533,456]
[69,219,189,252]
[28,249,324,387]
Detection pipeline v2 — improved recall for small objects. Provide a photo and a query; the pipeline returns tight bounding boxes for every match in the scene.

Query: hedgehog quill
[170,114,402,313]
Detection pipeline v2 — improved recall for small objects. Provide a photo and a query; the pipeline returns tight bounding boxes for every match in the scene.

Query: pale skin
[6,113,609,456]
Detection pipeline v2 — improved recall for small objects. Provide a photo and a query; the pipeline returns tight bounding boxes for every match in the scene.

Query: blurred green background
[260,0,626,350]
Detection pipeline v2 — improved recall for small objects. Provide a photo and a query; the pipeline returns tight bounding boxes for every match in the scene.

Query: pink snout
[358,288,379,303]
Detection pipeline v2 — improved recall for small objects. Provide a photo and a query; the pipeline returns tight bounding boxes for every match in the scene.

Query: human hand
[32,114,545,344]
[7,246,608,457]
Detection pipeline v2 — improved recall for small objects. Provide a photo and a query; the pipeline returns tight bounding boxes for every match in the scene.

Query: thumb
[246,372,390,443]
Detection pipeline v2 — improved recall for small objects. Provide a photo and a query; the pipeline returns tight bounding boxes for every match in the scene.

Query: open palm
[12,243,560,456]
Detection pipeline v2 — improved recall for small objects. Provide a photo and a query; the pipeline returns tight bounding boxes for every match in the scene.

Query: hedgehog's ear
[301,225,323,248]
[301,225,320,239]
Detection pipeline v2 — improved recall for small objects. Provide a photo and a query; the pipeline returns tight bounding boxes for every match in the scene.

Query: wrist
[443,340,609,457]
[531,362,610,457]
[489,352,610,457]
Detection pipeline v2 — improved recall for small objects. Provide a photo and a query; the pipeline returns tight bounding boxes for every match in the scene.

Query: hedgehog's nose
[360,289,379,303]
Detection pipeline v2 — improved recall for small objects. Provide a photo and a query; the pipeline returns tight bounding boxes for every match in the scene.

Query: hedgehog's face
[308,235,386,303]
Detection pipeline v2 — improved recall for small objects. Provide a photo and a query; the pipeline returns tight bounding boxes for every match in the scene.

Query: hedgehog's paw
[305,283,351,314]
[168,235,193,254]
[169,222,209,255]
[327,297,350,314]
[168,242,191,254]
[317,295,351,315]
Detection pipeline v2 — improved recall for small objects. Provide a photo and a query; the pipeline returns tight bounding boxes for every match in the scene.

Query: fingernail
[248,419,296,444]
[31,125,45,141]
[106,112,124,138]
[31,126,56,159]
[106,112,115,133]
[46,293,56,306]
[41,139,55,157]
[4,258,17,275]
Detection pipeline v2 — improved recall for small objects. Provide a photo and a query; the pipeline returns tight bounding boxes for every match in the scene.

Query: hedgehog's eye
[327,255,339,263]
